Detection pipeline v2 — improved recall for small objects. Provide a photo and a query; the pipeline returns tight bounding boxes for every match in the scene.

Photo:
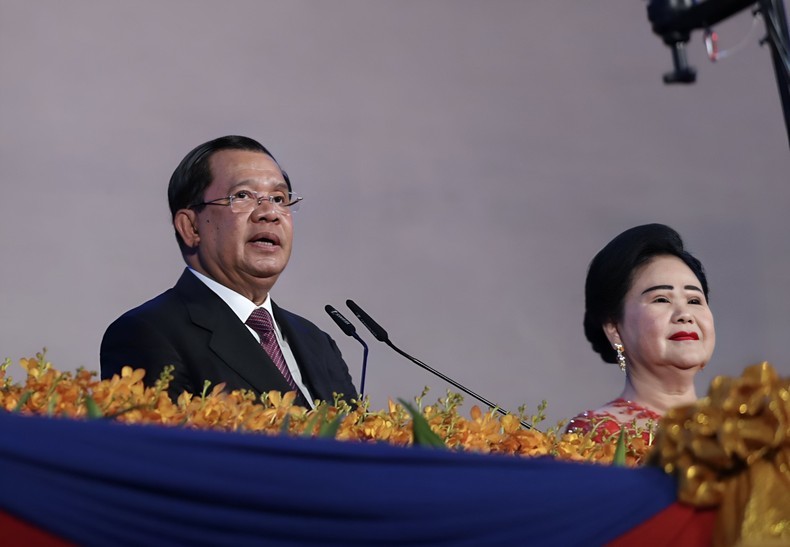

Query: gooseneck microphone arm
[345,299,532,430]
[325,305,368,396]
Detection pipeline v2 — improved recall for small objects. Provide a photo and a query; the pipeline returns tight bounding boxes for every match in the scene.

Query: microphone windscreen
[346,300,389,342]
[325,305,357,336]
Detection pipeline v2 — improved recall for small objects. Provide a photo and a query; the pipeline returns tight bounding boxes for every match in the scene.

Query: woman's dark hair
[583,223,709,363]
[167,135,291,250]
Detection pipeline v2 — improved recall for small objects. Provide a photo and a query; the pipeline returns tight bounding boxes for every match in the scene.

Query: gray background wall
[1,1,788,427]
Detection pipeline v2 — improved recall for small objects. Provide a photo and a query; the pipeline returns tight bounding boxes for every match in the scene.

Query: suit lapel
[174,270,293,396]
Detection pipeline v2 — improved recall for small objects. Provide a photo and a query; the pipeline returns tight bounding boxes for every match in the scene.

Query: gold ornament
[649,362,790,546]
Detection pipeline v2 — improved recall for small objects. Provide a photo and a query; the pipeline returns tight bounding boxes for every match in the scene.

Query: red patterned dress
[565,398,661,444]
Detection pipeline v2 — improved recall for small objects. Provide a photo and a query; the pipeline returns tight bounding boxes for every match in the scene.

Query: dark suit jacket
[100,269,358,404]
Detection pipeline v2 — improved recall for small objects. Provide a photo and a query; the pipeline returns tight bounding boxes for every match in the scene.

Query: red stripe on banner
[0,511,73,546]
[607,502,717,546]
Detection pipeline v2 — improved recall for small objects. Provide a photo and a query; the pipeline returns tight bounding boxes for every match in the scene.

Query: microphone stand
[384,339,534,430]
[345,300,533,430]
[357,338,369,397]
[325,305,369,396]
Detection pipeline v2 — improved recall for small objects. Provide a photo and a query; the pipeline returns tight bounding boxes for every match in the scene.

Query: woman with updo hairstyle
[566,223,716,443]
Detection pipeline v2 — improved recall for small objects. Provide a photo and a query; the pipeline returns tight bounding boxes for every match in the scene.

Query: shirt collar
[187,268,278,332]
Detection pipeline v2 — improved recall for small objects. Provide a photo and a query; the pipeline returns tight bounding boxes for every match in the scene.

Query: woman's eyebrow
[641,284,672,295]
[641,284,703,295]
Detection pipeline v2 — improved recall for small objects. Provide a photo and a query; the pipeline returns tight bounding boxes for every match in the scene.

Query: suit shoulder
[106,287,184,328]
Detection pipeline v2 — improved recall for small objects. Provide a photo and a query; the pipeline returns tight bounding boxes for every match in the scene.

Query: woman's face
[605,255,715,373]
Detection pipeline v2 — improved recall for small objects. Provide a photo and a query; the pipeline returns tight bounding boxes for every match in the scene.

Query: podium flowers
[1,351,651,465]
[4,352,787,543]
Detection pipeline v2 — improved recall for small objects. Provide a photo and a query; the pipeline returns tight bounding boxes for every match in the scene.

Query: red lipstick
[669,331,699,341]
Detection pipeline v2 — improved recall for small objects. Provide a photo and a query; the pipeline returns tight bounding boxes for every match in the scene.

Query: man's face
[185,149,294,302]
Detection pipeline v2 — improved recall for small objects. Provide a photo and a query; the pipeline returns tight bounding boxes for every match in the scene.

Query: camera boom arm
[647,0,790,148]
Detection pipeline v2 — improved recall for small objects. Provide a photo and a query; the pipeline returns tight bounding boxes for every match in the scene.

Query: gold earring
[614,343,626,372]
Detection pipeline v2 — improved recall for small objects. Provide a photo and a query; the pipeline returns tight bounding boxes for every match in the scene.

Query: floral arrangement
[0,351,652,466]
[4,353,787,544]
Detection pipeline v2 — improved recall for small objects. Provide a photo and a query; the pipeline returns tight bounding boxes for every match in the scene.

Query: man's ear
[174,209,200,248]
[602,322,621,348]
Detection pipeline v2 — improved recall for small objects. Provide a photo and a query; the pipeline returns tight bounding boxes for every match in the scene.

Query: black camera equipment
[647,0,790,147]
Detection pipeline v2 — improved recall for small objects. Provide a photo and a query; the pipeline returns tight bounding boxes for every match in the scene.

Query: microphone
[325,305,368,396]
[345,299,532,429]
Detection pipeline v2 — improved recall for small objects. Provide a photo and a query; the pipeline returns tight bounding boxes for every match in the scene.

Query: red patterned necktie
[246,308,299,392]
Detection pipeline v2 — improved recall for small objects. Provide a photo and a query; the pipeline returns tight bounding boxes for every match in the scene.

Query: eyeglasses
[191,190,303,214]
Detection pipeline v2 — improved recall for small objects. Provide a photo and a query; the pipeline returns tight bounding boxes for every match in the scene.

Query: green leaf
[47,395,58,416]
[302,405,327,437]
[12,391,32,412]
[398,399,446,449]
[317,412,345,439]
[84,395,103,419]
[613,425,627,466]
[279,414,291,433]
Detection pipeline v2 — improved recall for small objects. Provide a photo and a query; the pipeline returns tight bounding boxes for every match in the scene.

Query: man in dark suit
[101,136,357,407]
